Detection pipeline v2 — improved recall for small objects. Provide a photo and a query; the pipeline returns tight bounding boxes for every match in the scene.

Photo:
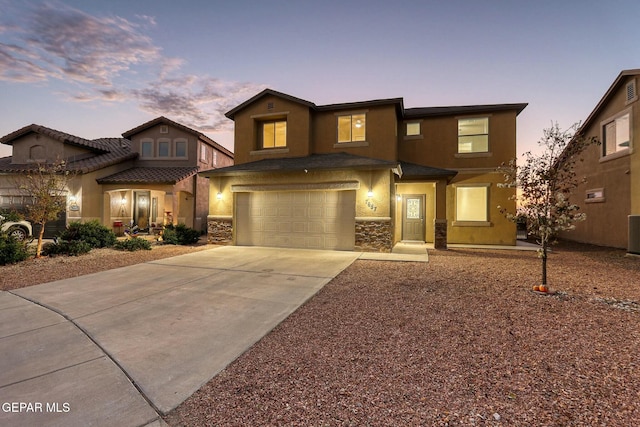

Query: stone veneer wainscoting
[355,217,392,252]
[207,216,233,244]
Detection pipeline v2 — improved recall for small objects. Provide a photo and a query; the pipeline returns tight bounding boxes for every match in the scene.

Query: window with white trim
[406,122,421,136]
[141,140,153,158]
[338,113,366,143]
[458,117,489,153]
[261,120,287,148]
[158,140,170,157]
[455,185,489,222]
[175,140,187,158]
[603,112,630,157]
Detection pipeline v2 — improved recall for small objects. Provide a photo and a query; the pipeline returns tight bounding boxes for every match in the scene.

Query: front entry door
[402,194,425,241]
[134,191,150,231]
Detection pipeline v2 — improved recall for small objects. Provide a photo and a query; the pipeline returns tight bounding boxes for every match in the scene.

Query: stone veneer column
[355,217,392,252]
[434,219,447,250]
[207,216,233,245]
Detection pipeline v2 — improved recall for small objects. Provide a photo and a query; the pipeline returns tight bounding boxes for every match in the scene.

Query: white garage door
[236,190,355,250]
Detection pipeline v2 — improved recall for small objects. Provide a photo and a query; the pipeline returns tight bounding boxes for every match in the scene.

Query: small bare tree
[19,160,75,257]
[499,123,598,287]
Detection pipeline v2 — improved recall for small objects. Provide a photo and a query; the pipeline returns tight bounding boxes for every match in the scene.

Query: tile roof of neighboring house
[0,124,111,153]
[0,138,137,174]
[121,116,234,158]
[200,152,396,176]
[96,166,200,184]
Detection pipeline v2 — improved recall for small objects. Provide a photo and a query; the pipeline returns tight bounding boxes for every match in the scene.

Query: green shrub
[0,233,29,265]
[0,210,25,222]
[59,220,116,248]
[114,237,152,251]
[42,240,92,257]
[162,224,200,245]
[160,227,179,245]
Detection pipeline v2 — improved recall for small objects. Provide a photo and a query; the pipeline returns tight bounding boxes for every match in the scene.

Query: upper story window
[158,139,170,157]
[603,112,630,157]
[141,140,153,158]
[200,143,208,161]
[175,140,187,158]
[261,120,287,148]
[338,113,366,143]
[458,117,489,153]
[406,122,421,136]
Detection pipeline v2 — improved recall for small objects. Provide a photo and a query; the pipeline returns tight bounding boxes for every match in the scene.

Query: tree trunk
[541,241,548,285]
[35,223,46,258]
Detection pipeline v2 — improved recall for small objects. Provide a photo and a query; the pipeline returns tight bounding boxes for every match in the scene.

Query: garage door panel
[236,190,355,250]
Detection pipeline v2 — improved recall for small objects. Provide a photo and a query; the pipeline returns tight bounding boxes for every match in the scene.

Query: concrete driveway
[0,246,366,427]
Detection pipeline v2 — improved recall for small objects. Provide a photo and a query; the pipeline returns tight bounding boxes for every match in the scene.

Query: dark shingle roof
[201,152,396,176]
[398,161,457,179]
[96,167,199,184]
[404,103,528,118]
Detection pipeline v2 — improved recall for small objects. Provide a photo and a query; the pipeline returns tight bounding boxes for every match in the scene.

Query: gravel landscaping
[166,243,640,426]
[2,241,639,425]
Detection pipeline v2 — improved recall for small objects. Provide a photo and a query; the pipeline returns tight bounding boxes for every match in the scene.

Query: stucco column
[434,180,448,250]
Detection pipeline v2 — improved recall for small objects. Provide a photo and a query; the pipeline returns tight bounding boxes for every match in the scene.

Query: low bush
[162,224,200,245]
[59,220,116,248]
[0,233,29,265]
[113,237,152,251]
[42,240,92,257]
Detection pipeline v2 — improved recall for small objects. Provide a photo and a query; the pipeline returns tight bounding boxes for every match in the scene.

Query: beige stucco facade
[559,70,639,249]
[204,89,525,251]
[0,117,232,236]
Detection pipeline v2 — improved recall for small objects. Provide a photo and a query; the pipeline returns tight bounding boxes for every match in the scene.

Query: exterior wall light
[216,192,223,200]
[367,190,374,198]
[121,197,126,204]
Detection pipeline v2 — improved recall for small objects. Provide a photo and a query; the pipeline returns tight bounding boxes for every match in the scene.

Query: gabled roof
[122,116,234,158]
[200,152,396,177]
[404,103,528,118]
[96,166,199,184]
[0,124,110,153]
[225,88,405,120]
[0,138,137,174]
[225,89,316,120]
[579,69,640,131]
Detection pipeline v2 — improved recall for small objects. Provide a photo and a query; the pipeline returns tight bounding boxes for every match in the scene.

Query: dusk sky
[1,0,639,158]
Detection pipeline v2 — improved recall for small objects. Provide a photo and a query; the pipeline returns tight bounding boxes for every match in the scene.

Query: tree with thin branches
[19,160,75,258]
[499,123,598,288]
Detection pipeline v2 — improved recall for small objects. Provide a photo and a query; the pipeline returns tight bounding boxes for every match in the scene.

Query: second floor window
[338,114,366,143]
[458,117,489,153]
[261,120,287,148]
[603,112,630,157]
[158,140,170,157]
[141,141,153,158]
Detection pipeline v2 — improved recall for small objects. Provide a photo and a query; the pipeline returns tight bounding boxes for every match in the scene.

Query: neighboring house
[202,89,526,251]
[558,69,640,250]
[0,116,233,235]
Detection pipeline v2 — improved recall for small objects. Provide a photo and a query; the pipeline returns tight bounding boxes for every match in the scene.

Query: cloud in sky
[0,1,264,135]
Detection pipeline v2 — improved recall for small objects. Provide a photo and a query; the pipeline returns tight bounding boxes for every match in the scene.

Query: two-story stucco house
[202,89,526,251]
[558,69,640,251]
[0,116,233,235]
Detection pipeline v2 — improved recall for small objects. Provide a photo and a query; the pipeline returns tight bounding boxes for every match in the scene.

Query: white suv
[0,215,33,241]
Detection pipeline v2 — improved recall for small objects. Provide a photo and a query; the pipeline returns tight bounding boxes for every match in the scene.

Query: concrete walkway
[0,246,427,427]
